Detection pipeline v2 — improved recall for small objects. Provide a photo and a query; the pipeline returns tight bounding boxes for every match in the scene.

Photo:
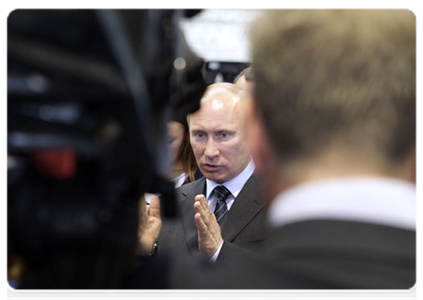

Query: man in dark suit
[171,10,415,288]
[157,82,267,259]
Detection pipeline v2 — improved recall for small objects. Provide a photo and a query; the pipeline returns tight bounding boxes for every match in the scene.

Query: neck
[266,151,415,205]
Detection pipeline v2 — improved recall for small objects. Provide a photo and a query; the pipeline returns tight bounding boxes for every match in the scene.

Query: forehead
[189,92,242,129]
[167,121,184,136]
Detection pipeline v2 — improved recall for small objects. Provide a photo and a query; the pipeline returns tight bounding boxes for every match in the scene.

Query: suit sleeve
[216,240,261,263]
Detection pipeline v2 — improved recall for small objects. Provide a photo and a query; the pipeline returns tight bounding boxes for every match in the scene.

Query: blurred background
[180,9,259,83]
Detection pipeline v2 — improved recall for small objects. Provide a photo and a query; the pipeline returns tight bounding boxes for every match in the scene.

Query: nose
[204,138,219,160]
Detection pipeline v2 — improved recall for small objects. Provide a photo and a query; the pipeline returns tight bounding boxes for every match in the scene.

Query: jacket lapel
[178,177,206,253]
[221,174,264,242]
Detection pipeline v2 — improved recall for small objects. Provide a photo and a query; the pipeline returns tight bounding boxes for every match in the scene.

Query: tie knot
[213,185,231,202]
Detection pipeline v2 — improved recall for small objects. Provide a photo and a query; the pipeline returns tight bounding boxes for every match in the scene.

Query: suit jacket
[157,174,268,257]
[171,220,415,289]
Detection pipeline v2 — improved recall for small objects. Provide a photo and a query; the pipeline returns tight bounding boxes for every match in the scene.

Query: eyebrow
[190,128,234,133]
[216,129,235,133]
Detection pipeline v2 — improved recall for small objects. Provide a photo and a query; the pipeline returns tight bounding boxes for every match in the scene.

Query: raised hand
[193,194,223,259]
[137,196,162,256]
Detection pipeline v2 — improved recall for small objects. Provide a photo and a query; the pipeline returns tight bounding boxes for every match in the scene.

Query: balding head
[200,82,251,104]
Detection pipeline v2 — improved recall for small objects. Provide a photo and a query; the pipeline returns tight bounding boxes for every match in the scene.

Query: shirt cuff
[210,241,224,262]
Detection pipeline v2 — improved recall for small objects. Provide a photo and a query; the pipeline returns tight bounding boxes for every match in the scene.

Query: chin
[206,174,225,184]
[214,179,225,184]
[209,177,224,184]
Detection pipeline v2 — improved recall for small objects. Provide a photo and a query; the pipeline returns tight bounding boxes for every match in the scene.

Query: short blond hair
[251,10,415,165]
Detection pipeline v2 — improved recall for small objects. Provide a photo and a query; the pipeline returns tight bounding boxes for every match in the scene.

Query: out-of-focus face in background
[189,84,251,183]
[167,121,185,168]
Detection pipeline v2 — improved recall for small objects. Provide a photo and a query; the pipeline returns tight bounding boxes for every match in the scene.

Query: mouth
[202,164,223,172]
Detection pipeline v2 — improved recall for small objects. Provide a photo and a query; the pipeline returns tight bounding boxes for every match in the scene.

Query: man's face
[189,92,251,183]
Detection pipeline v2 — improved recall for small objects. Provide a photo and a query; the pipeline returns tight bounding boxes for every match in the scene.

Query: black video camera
[7,9,206,289]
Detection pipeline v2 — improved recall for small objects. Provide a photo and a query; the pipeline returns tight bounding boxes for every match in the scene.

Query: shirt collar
[268,177,416,231]
[206,159,255,199]
[172,172,187,189]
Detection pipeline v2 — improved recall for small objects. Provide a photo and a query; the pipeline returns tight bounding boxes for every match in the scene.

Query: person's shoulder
[239,172,264,201]
[245,172,261,189]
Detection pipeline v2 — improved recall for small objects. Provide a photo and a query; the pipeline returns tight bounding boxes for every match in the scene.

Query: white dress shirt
[268,177,416,231]
[208,159,255,261]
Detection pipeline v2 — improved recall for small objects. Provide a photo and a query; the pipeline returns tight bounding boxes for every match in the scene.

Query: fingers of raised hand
[201,197,212,216]
[195,212,208,235]
[194,201,201,214]
[194,194,209,214]
[195,194,207,205]
[149,196,161,218]
[195,194,215,218]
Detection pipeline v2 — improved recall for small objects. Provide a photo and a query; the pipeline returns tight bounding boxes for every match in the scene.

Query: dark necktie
[213,185,231,226]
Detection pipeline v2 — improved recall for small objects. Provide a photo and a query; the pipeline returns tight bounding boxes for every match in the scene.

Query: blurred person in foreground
[167,9,415,288]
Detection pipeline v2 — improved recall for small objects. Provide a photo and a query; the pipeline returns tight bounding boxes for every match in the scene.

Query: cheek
[168,143,179,162]
[174,137,183,153]
[169,136,184,159]
[190,142,203,158]
[222,143,242,161]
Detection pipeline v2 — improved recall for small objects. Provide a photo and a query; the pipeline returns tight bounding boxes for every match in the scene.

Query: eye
[192,131,206,140]
[217,131,233,140]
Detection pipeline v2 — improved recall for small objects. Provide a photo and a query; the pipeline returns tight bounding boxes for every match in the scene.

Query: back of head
[234,67,255,94]
[234,67,255,84]
[250,10,415,171]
